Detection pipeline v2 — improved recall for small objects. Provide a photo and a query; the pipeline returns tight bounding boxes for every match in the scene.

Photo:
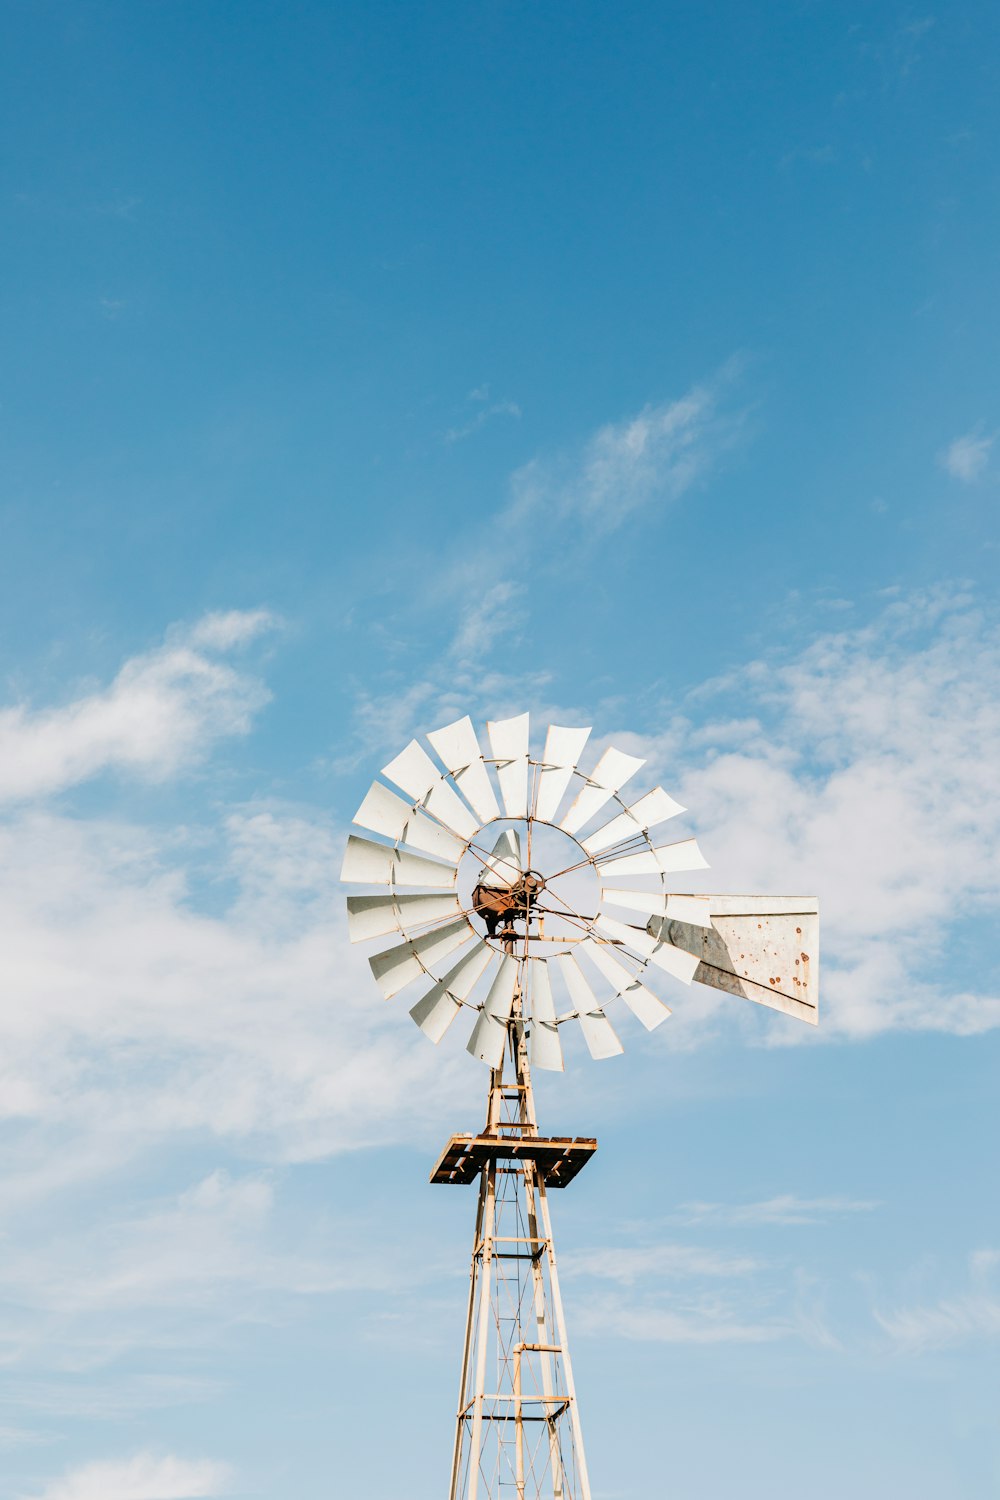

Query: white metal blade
[427,715,502,824]
[600,889,713,927]
[341,835,457,889]
[594,915,700,983]
[353,781,465,864]
[346,892,462,943]
[487,713,530,818]
[466,955,519,1067]
[410,947,494,1043]
[534,725,592,824]
[381,739,479,839]
[478,829,522,887]
[596,837,709,878]
[582,786,685,855]
[577,1008,625,1060]
[527,958,563,1072]
[555,953,624,1059]
[647,897,819,1025]
[369,917,476,999]
[559,746,646,836]
[580,938,672,1031]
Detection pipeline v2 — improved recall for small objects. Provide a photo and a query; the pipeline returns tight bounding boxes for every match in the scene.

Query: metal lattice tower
[441,987,592,1500]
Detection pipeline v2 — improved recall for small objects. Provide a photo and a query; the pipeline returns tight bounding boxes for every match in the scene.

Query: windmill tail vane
[341,712,819,1499]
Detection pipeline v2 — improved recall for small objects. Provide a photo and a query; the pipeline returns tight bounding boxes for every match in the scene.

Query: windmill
[342,713,819,1500]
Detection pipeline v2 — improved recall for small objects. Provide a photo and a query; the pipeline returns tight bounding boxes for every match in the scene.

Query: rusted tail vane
[647,895,820,1025]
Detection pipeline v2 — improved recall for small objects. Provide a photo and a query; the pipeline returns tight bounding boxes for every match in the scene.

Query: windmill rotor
[341,712,819,1071]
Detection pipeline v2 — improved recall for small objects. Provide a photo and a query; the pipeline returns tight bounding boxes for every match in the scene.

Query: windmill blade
[478,828,522,887]
[555,953,624,1060]
[347,892,462,943]
[527,957,563,1072]
[648,897,819,1025]
[353,781,465,864]
[594,915,700,983]
[426,715,502,824]
[410,947,495,1043]
[559,746,646,836]
[466,955,519,1067]
[534,725,592,824]
[341,835,457,889]
[582,786,685,855]
[381,739,479,839]
[579,938,672,1031]
[600,889,713,927]
[487,713,530,818]
[369,917,476,1000]
[576,1007,625,1060]
[596,837,709,878]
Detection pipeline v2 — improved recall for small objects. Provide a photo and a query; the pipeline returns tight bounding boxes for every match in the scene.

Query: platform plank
[430,1133,597,1188]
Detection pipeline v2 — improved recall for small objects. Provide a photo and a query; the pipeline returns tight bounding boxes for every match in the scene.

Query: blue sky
[2,3,999,1497]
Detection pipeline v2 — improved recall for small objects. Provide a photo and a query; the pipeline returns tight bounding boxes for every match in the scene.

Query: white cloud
[576,1292,788,1346]
[444,387,521,444]
[0,1162,436,1377]
[449,579,524,665]
[335,368,747,763]
[940,430,994,482]
[678,1196,879,1227]
[505,362,747,533]
[564,1243,761,1282]
[875,1250,1000,1353]
[0,806,478,1157]
[19,1452,232,1500]
[183,609,277,650]
[0,611,277,804]
[876,1294,1000,1352]
[649,586,1000,1039]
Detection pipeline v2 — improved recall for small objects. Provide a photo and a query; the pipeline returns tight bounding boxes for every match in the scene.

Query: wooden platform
[430,1133,597,1188]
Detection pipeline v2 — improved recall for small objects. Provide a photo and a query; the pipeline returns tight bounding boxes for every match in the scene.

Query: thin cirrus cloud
[17,1451,232,1500]
[0,610,279,804]
[563,1243,763,1283]
[575,1292,789,1346]
[443,385,522,444]
[677,1196,880,1227]
[336,367,747,760]
[874,1250,1000,1353]
[504,361,748,535]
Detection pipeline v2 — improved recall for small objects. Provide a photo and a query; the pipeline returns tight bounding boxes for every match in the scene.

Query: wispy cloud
[335,366,747,760]
[678,1196,879,1227]
[940,429,994,482]
[0,610,279,804]
[18,1452,232,1500]
[874,1250,1000,1353]
[564,1243,762,1283]
[444,385,522,444]
[563,1223,836,1348]
[505,362,748,534]
[646,585,1000,1040]
[576,1293,788,1345]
